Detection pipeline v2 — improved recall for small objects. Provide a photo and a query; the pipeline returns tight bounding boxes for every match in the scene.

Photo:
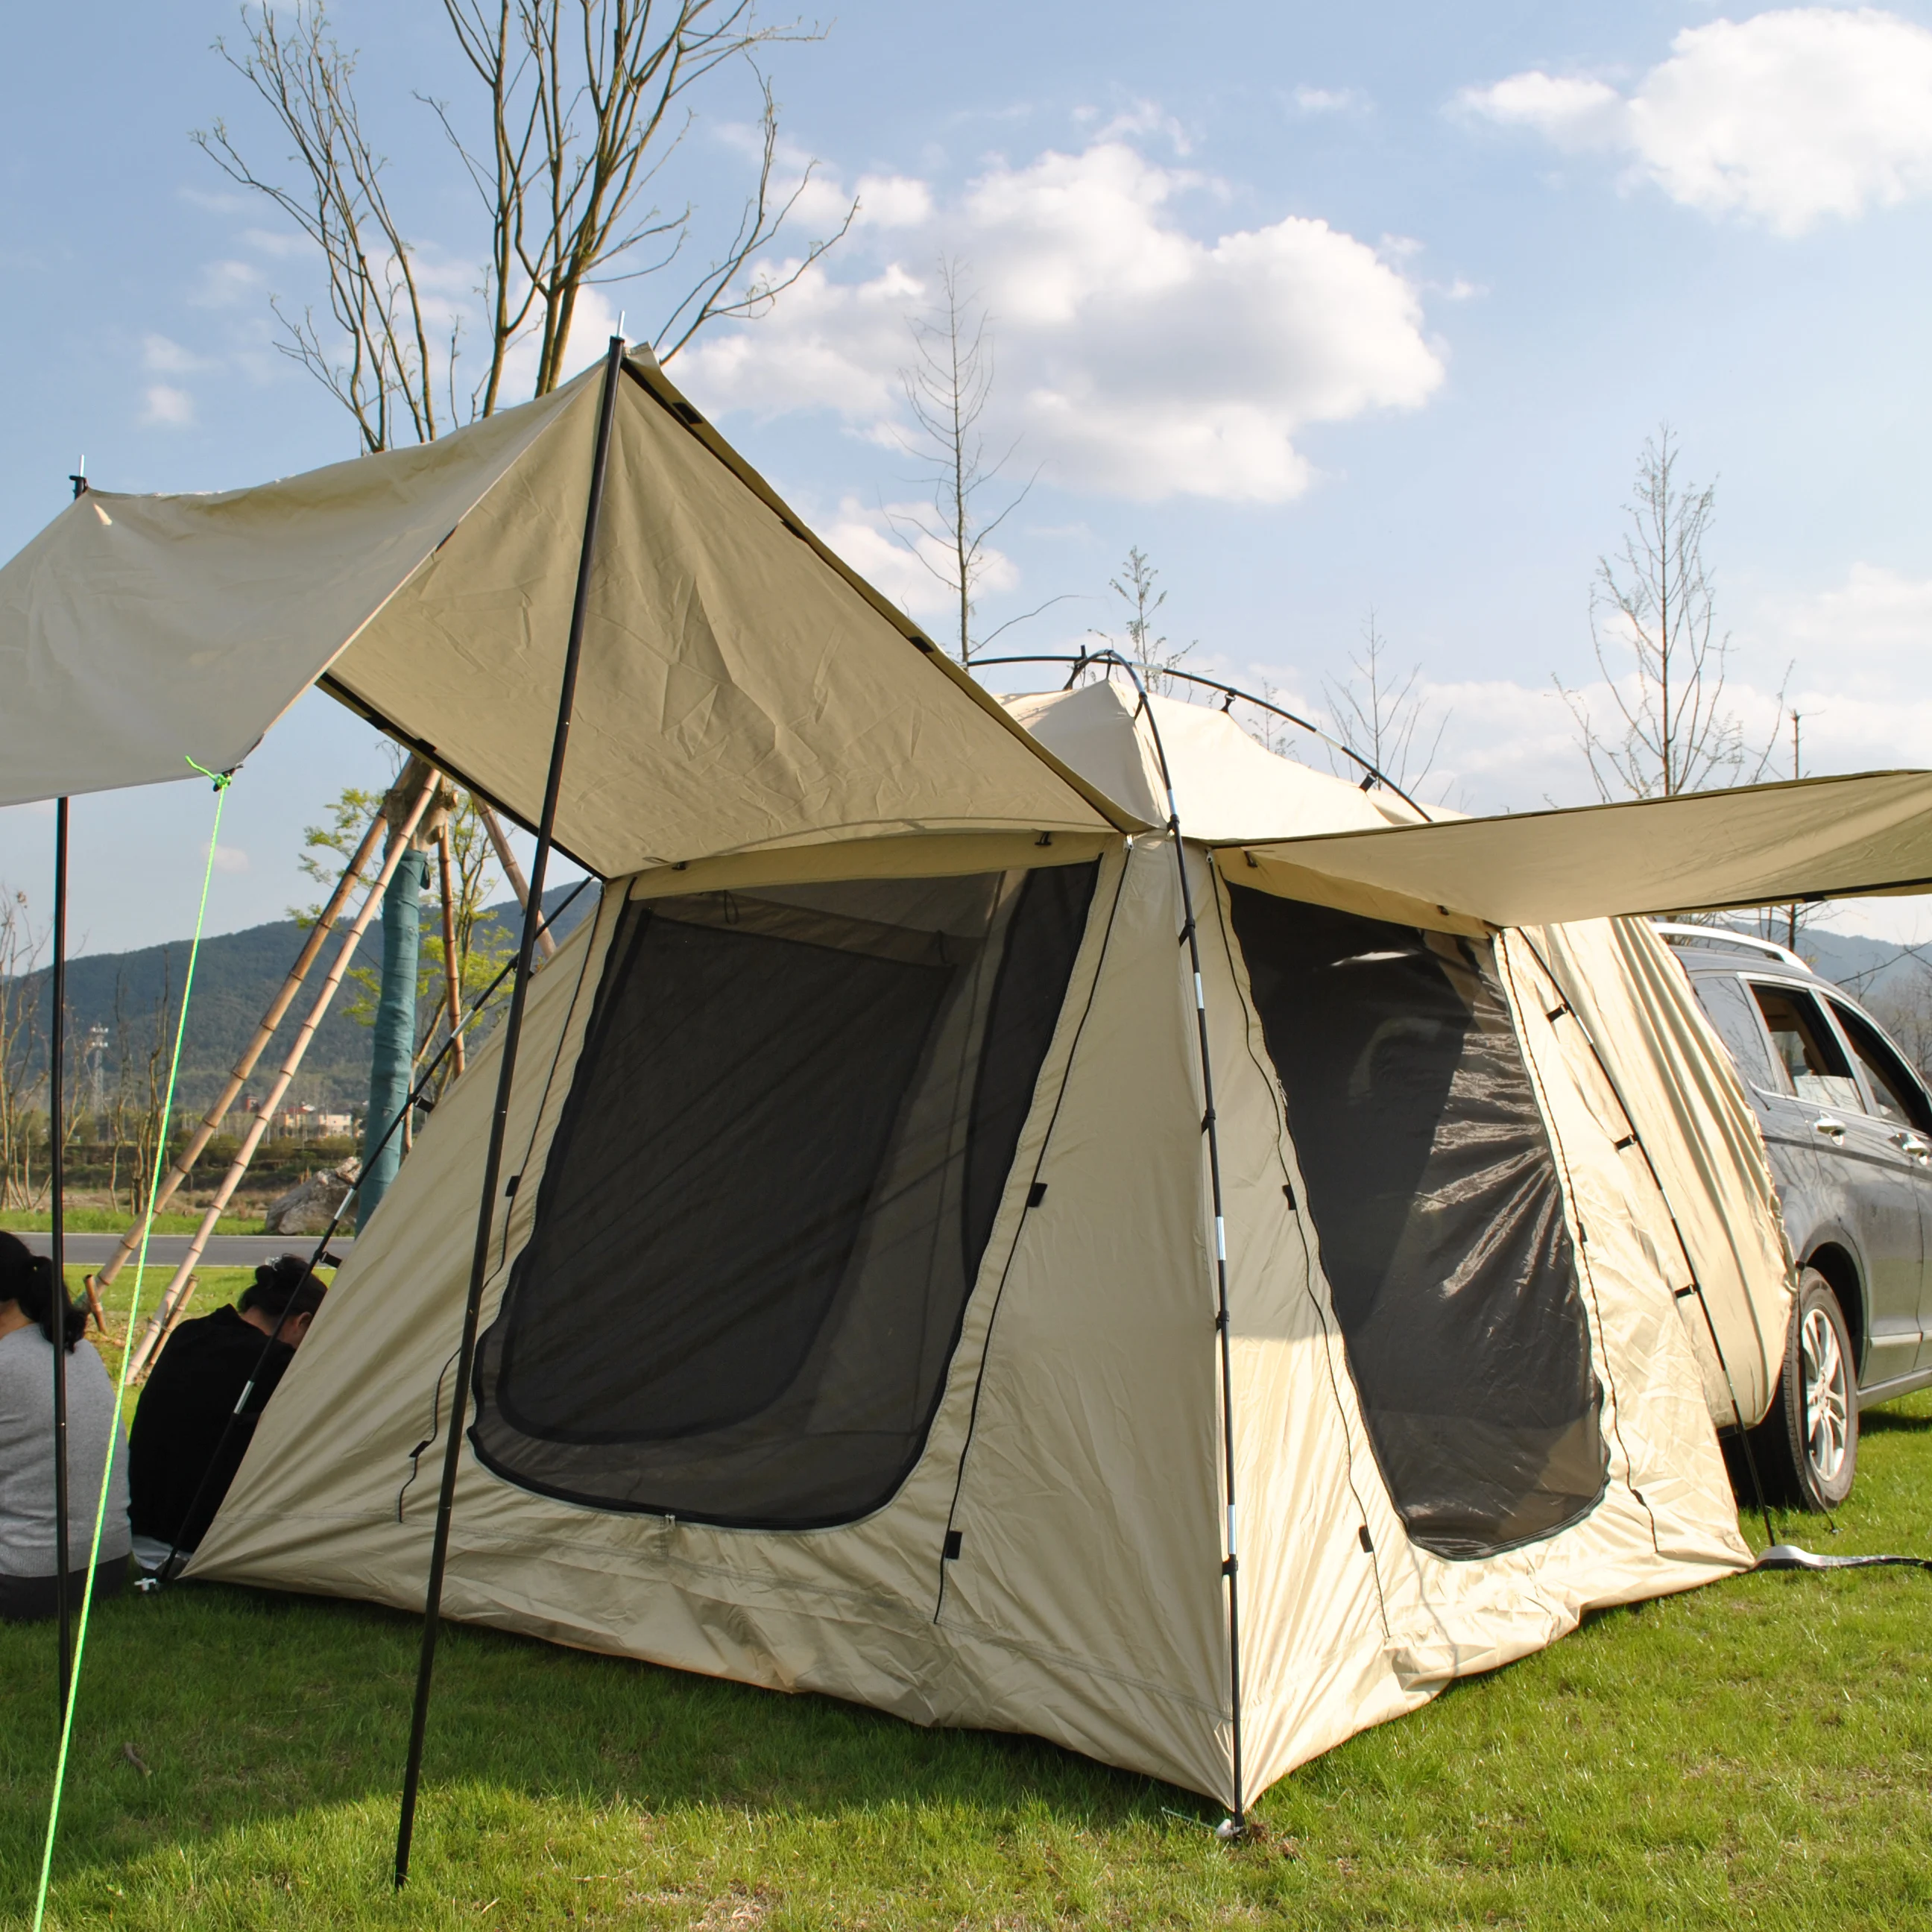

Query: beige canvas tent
[184,670,1793,1811]
[3,345,1926,1817]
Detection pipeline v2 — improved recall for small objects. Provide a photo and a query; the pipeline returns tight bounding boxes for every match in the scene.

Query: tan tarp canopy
[0,353,1134,867]
[1223,770,1932,934]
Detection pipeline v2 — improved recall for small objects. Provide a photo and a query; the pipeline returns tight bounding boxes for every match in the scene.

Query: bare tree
[1559,426,1786,800]
[1322,610,1448,795]
[890,260,1051,666]
[1090,546,1193,695]
[0,890,47,1209]
[195,1,855,451]
[107,961,177,1222]
[1869,966,1932,1085]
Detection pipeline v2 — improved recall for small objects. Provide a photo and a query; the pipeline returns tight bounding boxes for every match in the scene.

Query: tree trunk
[359,845,429,1231]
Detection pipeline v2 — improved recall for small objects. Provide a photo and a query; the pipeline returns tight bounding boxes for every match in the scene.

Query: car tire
[1750,1268,1858,1512]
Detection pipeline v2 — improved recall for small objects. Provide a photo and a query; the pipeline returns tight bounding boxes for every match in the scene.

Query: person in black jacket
[127,1255,329,1570]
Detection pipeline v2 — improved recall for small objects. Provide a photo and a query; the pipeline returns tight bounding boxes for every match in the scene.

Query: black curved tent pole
[967,653,1433,822]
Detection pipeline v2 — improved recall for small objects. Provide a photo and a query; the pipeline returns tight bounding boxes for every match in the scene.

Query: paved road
[15,1232,355,1268]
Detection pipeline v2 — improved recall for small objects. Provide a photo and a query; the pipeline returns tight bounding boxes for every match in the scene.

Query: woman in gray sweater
[0,1231,130,1620]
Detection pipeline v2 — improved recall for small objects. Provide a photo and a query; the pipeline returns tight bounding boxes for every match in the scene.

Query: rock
[262,1160,359,1236]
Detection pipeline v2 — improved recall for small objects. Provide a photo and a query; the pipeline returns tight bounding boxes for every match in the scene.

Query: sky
[4,1,1932,955]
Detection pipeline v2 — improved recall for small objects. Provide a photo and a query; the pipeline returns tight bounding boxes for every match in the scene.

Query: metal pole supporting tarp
[50,796,70,1714]
[392,335,626,1889]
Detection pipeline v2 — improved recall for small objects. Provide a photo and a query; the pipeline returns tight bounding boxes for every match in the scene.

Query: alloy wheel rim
[1801,1304,1849,1487]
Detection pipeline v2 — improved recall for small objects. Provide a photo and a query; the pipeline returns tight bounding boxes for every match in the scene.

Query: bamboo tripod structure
[435,825,466,1081]
[479,804,557,959]
[104,775,558,1376]
[121,773,439,1379]
[88,805,388,1305]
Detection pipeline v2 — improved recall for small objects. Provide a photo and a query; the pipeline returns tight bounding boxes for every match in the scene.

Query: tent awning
[0,353,1141,871]
[1219,770,1932,931]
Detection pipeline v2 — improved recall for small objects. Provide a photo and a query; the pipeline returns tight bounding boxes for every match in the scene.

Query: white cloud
[142,333,206,375]
[1461,7,1932,235]
[1074,98,1195,154]
[211,844,250,874]
[677,140,1445,504]
[191,259,262,307]
[140,384,196,428]
[1293,85,1368,115]
[852,173,932,229]
[818,497,1017,620]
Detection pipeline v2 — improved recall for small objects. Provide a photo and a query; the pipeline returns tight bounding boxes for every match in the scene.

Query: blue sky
[5,1,1932,952]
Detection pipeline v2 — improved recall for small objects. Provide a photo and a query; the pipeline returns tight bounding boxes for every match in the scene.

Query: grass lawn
[3,1269,1928,1928]
[0,1209,264,1239]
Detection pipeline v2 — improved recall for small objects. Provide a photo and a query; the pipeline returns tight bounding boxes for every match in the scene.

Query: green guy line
[32,762,233,1932]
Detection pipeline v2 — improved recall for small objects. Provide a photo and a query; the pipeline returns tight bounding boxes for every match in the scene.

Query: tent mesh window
[472,862,1099,1530]
[1228,888,1607,1560]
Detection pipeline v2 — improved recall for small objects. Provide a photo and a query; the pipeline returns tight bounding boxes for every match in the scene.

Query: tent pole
[50,796,71,1717]
[394,335,627,1891]
[1102,654,1248,1834]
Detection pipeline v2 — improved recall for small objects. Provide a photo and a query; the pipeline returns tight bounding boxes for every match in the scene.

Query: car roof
[1654,923,1836,988]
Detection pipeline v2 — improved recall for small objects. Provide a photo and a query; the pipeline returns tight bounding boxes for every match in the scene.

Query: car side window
[1749,982,1863,1112]
[1827,999,1932,1134]
[1692,973,1779,1089]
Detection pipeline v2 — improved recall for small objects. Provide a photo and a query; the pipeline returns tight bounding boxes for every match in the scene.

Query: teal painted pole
[359,843,429,1230]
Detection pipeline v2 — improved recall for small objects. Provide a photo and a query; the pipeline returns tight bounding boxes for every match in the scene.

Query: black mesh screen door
[472,862,1098,1530]
[1228,886,1607,1560]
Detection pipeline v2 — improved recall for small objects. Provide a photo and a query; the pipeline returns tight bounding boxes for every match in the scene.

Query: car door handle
[1892,1130,1931,1159]
[1813,1114,1847,1140]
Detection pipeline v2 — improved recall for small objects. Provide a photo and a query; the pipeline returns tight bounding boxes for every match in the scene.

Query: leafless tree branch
[1322,610,1448,795]
[201,0,856,441]
[1556,425,1788,801]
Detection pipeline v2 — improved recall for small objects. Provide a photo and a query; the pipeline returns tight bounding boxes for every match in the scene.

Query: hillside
[7,883,596,1114]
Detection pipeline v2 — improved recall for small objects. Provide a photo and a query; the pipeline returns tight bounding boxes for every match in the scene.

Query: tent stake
[394,335,627,1890]
[50,796,71,1716]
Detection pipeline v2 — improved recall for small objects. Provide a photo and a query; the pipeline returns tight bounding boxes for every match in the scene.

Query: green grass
[4,1280,1928,1928]
[1,1209,265,1239]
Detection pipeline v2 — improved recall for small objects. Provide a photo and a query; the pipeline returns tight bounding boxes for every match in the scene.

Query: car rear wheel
[1752,1268,1857,1511]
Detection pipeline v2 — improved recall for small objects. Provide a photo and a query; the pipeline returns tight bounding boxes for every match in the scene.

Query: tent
[4,342,1925,1816]
[184,666,1793,1810]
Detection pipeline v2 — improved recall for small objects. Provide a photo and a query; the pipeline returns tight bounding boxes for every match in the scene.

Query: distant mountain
[1773,926,1931,998]
[7,882,596,1113]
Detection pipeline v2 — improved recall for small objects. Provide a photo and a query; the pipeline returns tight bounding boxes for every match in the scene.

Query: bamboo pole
[90,804,388,1298]
[121,777,438,1377]
[476,802,557,959]
[127,1275,197,1383]
[435,825,465,1081]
